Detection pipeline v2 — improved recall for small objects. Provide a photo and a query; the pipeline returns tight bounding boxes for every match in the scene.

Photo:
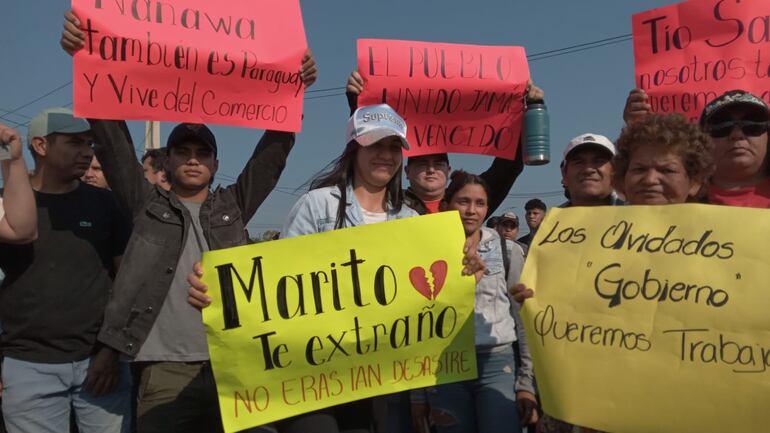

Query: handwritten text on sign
[72,0,307,131]
[357,39,530,160]
[519,204,770,433]
[202,212,477,432]
[633,0,770,121]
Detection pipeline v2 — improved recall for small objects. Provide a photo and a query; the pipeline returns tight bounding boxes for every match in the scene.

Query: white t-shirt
[361,209,387,225]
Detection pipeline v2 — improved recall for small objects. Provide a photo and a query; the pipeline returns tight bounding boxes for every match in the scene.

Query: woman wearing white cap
[281,104,416,236]
[187,104,486,433]
[269,103,418,433]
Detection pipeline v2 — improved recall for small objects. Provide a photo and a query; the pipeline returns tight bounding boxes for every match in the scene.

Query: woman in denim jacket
[188,105,487,433]
[277,104,416,433]
[281,104,417,237]
[410,171,530,433]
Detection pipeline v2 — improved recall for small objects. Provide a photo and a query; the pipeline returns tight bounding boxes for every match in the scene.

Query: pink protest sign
[72,0,307,131]
[633,0,770,121]
[357,39,530,160]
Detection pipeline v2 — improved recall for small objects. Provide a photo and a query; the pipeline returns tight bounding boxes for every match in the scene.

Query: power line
[306,86,346,94]
[6,33,633,117]
[527,34,631,59]
[304,33,635,101]
[507,190,564,198]
[0,81,72,118]
[0,110,31,120]
[0,116,27,129]
[529,37,632,62]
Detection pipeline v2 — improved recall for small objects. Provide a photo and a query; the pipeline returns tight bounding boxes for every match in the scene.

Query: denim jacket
[281,184,418,236]
[477,227,535,394]
[88,120,294,357]
[475,227,518,348]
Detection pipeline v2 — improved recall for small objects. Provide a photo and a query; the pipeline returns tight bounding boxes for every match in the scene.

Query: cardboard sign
[201,212,477,432]
[72,0,307,131]
[357,39,530,160]
[633,0,770,121]
[520,204,770,433]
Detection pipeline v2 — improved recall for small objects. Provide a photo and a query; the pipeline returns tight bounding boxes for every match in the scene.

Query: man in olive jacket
[89,118,295,433]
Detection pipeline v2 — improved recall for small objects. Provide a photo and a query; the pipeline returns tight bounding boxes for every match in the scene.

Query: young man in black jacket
[61,14,318,433]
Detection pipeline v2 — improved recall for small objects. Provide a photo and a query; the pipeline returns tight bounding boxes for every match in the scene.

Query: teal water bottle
[523,102,550,166]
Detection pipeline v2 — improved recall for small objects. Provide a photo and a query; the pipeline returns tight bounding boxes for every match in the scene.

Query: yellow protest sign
[201,212,477,432]
[520,204,770,433]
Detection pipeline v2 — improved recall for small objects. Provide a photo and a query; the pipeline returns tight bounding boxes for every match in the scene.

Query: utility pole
[143,120,160,151]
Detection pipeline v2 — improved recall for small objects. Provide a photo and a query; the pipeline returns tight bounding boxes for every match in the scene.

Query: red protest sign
[72,0,307,131]
[357,39,530,160]
[633,0,770,121]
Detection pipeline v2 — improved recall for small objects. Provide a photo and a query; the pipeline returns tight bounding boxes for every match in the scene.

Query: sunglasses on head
[707,120,769,138]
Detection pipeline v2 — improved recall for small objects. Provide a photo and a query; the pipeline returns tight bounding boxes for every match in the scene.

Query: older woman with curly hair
[613,112,714,205]
[624,88,769,207]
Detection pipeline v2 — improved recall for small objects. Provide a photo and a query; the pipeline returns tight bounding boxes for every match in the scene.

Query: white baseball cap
[563,133,615,163]
[346,104,409,149]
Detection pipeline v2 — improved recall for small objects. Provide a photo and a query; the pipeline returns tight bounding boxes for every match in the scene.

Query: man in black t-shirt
[0,108,131,433]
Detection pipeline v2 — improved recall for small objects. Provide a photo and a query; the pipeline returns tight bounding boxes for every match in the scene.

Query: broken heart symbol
[409,260,448,300]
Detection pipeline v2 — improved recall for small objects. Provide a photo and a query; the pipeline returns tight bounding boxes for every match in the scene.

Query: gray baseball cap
[346,104,409,149]
[28,107,90,144]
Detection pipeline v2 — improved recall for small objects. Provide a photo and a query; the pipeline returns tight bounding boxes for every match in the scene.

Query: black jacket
[88,119,294,356]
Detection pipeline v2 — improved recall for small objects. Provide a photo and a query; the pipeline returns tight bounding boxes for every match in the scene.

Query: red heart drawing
[430,260,448,298]
[409,267,433,300]
[409,260,448,300]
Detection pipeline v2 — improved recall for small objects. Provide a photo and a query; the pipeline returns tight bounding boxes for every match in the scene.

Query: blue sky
[0,0,675,235]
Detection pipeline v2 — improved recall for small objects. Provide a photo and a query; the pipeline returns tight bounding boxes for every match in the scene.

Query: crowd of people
[0,8,768,433]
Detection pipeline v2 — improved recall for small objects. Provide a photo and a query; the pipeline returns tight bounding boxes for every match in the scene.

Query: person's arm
[482,81,545,216]
[505,243,536,396]
[506,251,536,395]
[108,190,131,274]
[481,146,524,217]
[226,130,295,221]
[345,70,364,115]
[504,242,538,424]
[623,88,651,126]
[86,192,131,397]
[512,302,536,395]
[60,11,150,217]
[88,119,153,218]
[227,49,316,220]
[0,124,37,243]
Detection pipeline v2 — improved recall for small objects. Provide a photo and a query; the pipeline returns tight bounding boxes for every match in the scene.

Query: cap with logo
[562,133,616,165]
[346,104,409,149]
[699,90,770,127]
[499,211,519,226]
[167,123,218,157]
[27,107,91,144]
